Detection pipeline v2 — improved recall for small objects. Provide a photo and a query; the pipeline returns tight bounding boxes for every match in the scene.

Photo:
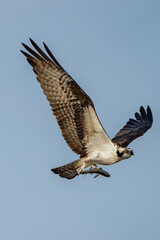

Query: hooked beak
[131,150,134,156]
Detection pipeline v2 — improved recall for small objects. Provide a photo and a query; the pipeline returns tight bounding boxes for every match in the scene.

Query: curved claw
[80,167,110,178]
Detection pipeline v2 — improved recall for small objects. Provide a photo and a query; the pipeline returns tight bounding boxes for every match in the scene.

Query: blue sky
[1,1,160,239]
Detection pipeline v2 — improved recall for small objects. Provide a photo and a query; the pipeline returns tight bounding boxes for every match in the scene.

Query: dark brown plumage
[21,38,153,179]
[112,106,153,147]
[21,39,96,157]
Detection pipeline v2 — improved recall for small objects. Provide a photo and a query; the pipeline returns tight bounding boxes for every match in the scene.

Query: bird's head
[117,147,134,160]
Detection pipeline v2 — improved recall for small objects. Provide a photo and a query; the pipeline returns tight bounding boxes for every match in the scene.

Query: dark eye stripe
[117,150,124,157]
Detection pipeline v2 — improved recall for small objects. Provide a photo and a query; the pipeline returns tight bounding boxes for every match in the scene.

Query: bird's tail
[51,158,87,179]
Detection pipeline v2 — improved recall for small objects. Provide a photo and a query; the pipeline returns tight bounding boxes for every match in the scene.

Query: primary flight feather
[21,39,153,179]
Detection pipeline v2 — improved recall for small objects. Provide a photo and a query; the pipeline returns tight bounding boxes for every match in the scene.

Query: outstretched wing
[112,106,153,147]
[21,39,112,157]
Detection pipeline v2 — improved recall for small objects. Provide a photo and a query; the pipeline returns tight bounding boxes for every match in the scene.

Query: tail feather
[51,158,86,179]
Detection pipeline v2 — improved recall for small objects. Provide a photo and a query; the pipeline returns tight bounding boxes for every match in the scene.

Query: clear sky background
[1,0,160,239]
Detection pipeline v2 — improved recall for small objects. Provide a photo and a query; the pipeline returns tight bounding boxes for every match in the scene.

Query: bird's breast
[87,148,118,165]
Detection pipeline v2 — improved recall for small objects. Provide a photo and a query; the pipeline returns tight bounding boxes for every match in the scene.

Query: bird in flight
[21,38,153,180]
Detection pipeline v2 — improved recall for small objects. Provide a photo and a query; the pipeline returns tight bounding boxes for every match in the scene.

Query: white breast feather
[84,106,118,165]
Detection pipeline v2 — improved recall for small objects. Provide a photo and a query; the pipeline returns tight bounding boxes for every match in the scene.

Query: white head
[116,146,134,161]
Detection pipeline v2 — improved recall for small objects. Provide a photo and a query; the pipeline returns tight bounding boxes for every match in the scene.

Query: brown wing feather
[112,106,153,147]
[21,39,95,156]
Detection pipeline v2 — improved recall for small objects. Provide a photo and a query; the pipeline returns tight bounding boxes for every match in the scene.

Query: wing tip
[147,105,153,126]
[20,49,30,58]
[112,105,153,147]
[139,105,153,125]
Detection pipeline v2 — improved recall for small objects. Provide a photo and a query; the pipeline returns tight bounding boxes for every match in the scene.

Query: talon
[80,167,110,178]
[90,164,99,170]
[94,174,100,178]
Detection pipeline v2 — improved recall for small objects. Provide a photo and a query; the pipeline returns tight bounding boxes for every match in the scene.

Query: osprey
[21,39,153,179]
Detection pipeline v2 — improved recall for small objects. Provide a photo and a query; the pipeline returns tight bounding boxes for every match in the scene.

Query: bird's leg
[90,164,99,170]
[91,165,107,178]
[80,164,110,178]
